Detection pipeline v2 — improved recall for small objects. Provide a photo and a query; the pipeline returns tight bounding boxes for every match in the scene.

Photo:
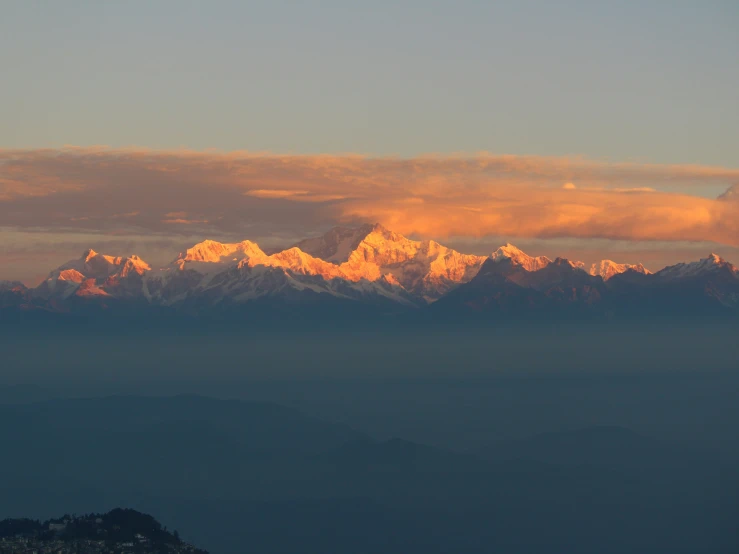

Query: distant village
[0,509,208,554]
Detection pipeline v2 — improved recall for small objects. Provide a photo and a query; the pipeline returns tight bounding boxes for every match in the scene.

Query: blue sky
[2,0,738,166]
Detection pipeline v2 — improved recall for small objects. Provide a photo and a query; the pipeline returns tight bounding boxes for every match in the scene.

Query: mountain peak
[355,223,410,247]
[179,239,264,264]
[501,243,524,255]
[590,260,650,280]
[657,253,737,280]
[57,269,86,283]
[8,227,739,315]
[367,222,391,235]
[257,247,344,279]
[552,257,586,269]
[0,279,28,293]
[294,224,383,263]
[491,244,551,272]
[291,224,485,300]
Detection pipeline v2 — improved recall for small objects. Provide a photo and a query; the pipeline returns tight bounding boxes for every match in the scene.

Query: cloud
[245,189,347,202]
[245,189,311,199]
[0,147,738,255]
[162,218,209,225]
[610,187,656,193]
[563,182,656,193]
[339,188,738,247]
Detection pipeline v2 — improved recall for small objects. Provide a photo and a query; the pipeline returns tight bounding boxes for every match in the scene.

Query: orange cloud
[245,189,311,198]
[340,187,738,246]
[1,147,738,248]
[163,218,209,225]
[244,189,346,202]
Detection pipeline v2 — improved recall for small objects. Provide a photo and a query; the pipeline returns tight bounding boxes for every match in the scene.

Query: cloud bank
[1,147,737,249]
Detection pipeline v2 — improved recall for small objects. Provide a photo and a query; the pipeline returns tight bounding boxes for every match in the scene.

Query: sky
[1,1,738,283]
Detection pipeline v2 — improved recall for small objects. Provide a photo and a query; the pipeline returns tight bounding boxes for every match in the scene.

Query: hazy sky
[1,1,738,283]
[2,1,738,165]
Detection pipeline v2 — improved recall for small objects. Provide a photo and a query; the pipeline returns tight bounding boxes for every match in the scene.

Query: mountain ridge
[3,224,738,318]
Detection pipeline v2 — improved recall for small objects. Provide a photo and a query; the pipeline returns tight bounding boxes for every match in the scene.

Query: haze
[1,3,738,554]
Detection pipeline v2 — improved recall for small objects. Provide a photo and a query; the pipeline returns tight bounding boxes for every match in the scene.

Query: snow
[32,250,154,300]
[177,239,264,265]
[589,260,650,281]
[17,224,731,310]
[657,253,737,280]
[29,226,487,307]
[490,243,552,272]
[57,269,86,283]
[294,224,376,263]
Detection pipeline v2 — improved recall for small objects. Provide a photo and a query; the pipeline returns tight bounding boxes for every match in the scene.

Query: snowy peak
[555,257,587,271]
[344,226,420,269]
[118,256,151,277]
[492,243,525,257]
[657,253,738,280]
[57,269,86,283]
[297,223,420,267]
[423,240,487,281]
[293,224,486,300]
[241,247,344,280]
[57,249,151,280]
[490,243,552,272]
[178,239,264,265]
[342,226,485,298]
[294,224,377,263]
[34,250,152,300]
[590,260,650,281]
[9,225,739,315]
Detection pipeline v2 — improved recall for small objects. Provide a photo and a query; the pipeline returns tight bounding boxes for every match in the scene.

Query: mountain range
[2,223,738,319]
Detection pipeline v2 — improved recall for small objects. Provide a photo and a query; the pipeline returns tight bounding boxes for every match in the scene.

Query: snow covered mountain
[655,253,738,281]
[489,244,552,272]
[435,248,739,316]
[293,224,376,264]
[650,254,739,309]
[143,234,419,309]
[3,224,738,318]
[589,260,650,281]
[33,249,151,301]
[433,251,607,315]
[10,225,489,309]
[296,223,487,301]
